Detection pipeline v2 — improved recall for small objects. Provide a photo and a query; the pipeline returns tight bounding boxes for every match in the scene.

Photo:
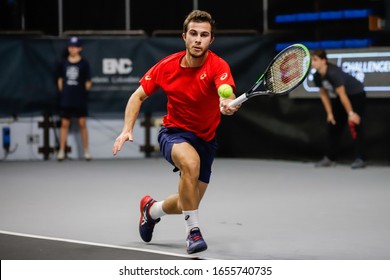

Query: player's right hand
[327,113,336,125]
[113,132,133,155]
[220,98,240,115]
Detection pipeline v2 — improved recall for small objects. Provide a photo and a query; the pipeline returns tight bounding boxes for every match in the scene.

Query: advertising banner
[0,36,275,116]
[291,48,390,98]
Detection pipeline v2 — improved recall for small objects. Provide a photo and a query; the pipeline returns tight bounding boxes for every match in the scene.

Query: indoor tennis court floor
[1,158,389,260]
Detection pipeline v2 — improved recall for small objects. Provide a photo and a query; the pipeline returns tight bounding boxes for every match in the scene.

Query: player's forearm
[340,94,353,114]
[336,86,353,114]
[319,89,332,115]
[122,98,141,133]
[122,89,148,133]
[85,80,92,91]
[57,78,63,92]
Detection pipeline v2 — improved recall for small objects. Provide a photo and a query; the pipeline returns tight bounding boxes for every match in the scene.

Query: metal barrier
[152,29,259,37]
[63,30,147,37]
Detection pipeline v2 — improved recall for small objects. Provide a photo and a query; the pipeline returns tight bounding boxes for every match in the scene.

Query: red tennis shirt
[140,50,235,142]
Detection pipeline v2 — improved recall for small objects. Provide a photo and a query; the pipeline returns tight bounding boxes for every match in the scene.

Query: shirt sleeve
[84,60,91,81]
[139,63,161,96]
[213,57,236,92]
[56,61,64,79]
[327,65,345,88]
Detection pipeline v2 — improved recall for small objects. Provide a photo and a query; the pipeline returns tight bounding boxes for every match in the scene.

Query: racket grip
[228,94,248,107]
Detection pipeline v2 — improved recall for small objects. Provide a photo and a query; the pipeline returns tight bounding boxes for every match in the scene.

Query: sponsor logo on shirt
[220,73,228,80]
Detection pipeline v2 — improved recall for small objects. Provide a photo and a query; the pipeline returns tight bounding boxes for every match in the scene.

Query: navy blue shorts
[60,107,88,119]
[158,126,218,184]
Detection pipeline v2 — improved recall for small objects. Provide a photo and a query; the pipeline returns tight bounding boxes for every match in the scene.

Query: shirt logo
[200,73,207,80]
[145,76,152,80]
[220,73,228,80]
[66,66,79,86]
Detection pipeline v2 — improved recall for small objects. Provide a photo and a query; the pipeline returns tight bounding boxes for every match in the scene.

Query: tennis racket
[228,43,311,107]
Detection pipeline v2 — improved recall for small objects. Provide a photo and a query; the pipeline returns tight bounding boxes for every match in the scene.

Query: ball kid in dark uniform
[57,36,92,161]
[311,49,366,169]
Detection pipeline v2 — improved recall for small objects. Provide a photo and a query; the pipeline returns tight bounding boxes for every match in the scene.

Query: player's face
[311,55,326,71]
[183,21,214,58]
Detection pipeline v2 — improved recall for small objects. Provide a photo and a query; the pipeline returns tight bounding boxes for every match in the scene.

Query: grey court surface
[0,158,389,260]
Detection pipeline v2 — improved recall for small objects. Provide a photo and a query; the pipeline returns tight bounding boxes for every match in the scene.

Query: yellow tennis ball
[218,84,233,98]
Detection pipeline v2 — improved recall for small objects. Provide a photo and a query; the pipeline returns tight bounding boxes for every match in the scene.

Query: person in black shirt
[311,49,366,169]
[56,37,92,161]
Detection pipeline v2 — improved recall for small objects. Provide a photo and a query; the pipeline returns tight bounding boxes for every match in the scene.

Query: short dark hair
[311,49,328,61]
[183,10,215,37]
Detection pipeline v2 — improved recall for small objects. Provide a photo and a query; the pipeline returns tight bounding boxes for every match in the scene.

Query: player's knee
[180,158,200,178]
[61,119,70,129]
[78,119,87,129]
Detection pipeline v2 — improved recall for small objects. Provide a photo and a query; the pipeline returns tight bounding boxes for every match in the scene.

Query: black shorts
[158,126,218,184]
[60,107,88,119]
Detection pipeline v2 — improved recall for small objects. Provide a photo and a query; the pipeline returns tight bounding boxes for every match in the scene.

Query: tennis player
[113,10,240,254]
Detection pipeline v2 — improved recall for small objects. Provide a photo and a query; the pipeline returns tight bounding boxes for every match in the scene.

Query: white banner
[2,260,390,280]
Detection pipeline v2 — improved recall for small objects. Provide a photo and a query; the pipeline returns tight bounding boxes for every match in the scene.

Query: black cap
[68,36,82,47]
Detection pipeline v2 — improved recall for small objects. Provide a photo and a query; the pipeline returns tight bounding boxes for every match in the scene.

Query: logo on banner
[102,58,133,75]
[91,58,140,92]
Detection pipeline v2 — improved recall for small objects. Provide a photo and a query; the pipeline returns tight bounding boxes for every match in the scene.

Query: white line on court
[0,230,215,260]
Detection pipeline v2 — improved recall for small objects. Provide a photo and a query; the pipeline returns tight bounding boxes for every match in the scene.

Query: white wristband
[348,111,354,117]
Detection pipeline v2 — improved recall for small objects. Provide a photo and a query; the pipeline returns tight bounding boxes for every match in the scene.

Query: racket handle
[228,94,248,107]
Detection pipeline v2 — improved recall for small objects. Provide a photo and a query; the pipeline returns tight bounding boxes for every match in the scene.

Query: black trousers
[326,92,366,161]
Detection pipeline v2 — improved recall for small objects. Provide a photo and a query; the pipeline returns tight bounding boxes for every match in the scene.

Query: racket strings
[266,48,309,94]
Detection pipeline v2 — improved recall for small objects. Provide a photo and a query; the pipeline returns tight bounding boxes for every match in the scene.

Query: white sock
[149,201,166,220]
[183,209,199,235]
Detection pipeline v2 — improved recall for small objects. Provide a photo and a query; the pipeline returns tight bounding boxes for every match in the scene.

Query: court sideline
[1,158,389,260]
